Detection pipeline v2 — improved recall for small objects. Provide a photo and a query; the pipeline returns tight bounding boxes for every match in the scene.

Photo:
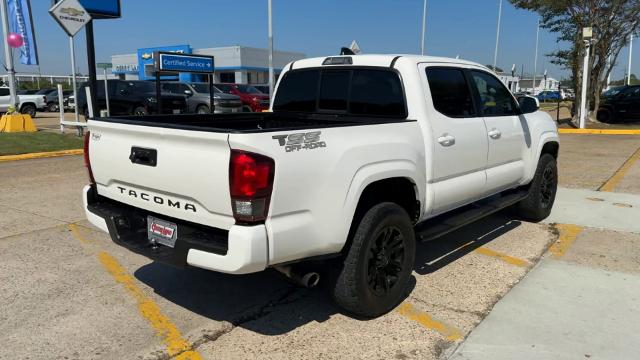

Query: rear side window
[350,70,405,116]
[426,68,475,118]
[273,68,406,117]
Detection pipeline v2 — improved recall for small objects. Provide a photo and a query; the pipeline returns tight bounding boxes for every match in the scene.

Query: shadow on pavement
[134,211,520,335]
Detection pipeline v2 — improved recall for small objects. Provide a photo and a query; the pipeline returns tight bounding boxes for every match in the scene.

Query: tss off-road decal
[272,131,327,152]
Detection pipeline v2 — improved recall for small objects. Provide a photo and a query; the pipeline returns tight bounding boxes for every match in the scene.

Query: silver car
[161,82,243,114]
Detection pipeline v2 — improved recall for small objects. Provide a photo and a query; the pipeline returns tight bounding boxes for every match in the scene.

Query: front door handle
[437,134,456,147]
[488,129,502,139]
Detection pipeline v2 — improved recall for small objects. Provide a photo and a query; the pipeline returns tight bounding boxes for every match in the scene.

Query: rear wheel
[133,106,148,116]
[331,202,415,317]
[20,104,36,118]
[196,105,210,114]
[596,108,614,123]
[517,153,557,222]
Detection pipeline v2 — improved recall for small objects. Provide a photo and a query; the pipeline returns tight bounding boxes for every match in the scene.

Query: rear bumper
[83,185,267,274]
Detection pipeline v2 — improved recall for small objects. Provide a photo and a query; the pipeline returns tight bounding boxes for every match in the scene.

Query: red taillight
[229,150,274,223]
[84,131,95,185]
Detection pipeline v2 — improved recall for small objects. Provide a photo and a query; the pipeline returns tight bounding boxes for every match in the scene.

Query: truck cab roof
[289,54,485,71]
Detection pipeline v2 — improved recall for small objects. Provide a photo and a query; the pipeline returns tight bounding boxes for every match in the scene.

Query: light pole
[0,0,17,109]
[493,0,503,72]
[421,0,427,55]
[533,19,540,95]
[268,0,274,98]
[627,33,634,86]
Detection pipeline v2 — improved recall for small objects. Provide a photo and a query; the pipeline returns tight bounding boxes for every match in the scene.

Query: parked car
[66,95,75,111]
[35,88,56,95]
[18,89,39,95]
[536,91,561,102]
[76,80,188,117]
[161,82,242,114]
[83,54,559,318]
[597,85,640,123]
[45,89,73,112]
[215,83,269,112]
[0,86,47,116]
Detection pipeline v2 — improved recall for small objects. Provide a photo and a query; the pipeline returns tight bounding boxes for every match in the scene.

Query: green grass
[0,131,83,156]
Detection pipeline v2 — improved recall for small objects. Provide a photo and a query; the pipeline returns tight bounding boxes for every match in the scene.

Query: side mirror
[518,95,539,114]
[184,90,193,96]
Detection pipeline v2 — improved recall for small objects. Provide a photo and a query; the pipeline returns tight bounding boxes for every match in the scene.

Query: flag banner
[7,0,39,65]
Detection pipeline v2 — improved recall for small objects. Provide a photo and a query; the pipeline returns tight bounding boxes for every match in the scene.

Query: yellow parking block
[0,113,37,133]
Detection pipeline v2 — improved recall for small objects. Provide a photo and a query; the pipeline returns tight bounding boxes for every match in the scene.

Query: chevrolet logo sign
[60,7,85,17]
[141,53,152,60]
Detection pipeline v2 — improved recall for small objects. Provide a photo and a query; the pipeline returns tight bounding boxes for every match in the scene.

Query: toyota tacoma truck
[83,55,559,317]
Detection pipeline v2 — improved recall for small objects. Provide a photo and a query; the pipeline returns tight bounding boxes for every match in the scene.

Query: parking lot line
[599,146,640,192]
[549,224,583,258]
[558,129,640,135]
[473,247,529,267]
[0,149,83,162]
[68,224,203,360]
[395,302,463,341]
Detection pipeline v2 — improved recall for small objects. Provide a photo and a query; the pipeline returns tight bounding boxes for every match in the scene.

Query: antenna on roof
[340,47,356,55]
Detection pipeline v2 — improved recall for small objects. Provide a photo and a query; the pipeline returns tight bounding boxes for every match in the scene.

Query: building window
[220,72,235,83]
[247,72,253,84]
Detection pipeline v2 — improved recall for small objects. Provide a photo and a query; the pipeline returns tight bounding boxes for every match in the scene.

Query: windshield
[603,87,622,97]
[36,88,53,95]
[191,83,221,93]
[236,85,263,94]
[130,81,155,93]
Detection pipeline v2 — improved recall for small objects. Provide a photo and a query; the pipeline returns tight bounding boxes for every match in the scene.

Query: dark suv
[597,85,640,123]
[76,80,187,117]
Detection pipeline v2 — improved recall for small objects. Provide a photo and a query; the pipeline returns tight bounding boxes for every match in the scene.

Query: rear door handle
[488,129,502,139]
[437,134,456,147]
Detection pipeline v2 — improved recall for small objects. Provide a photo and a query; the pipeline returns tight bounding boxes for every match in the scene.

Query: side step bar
[415,190,529,242]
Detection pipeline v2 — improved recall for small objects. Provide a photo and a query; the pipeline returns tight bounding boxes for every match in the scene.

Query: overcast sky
[8,0,638,81]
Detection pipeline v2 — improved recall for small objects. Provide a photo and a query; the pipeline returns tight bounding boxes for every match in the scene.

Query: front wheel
[196,105,210,114]
[517,153,558,222]
[132,106,148,116]
[331,202,415,318]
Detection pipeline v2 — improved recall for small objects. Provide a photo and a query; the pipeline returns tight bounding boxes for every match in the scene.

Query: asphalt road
[1,133,639,360]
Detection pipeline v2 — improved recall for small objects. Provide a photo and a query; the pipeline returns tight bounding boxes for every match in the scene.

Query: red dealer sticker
[147,216,177,248]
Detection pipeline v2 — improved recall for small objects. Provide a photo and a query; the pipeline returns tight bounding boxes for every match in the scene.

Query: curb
[0,149,84,163]
[559,129,640,135]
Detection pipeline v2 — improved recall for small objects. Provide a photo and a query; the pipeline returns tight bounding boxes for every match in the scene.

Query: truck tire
[332,202,415,317]
[20,104,37,118]
[47,102,58,113]
[133,106,148,116]
[517,153,557,222]
[196,105,210,114]
[596,108,613,123]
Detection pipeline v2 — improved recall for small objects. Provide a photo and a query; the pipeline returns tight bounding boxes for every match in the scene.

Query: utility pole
[0,0,18,109]
[579,27,594,129]
[421,0,427,55]
[492,0,503,72]
[628,33,634,86]
[268,0,274,98]
[533,19,540,95]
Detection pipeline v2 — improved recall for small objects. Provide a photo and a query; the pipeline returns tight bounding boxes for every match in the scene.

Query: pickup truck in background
[83,55,559,317]
[0,86,47,117]
[76,80,188,117]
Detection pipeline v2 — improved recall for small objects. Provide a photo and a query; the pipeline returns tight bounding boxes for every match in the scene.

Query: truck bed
[90,112,410,133]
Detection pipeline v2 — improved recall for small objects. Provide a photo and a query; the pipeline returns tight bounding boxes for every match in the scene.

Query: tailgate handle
[129,147,157,167]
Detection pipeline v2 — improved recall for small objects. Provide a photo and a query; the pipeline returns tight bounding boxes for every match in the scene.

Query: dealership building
[111,45,306,84]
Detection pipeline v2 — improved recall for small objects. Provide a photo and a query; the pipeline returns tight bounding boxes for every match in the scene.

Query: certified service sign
[156,52,215,74]
[49,0,92,37]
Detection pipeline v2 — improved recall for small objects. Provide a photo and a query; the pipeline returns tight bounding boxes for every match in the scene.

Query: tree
[510,0,640,121]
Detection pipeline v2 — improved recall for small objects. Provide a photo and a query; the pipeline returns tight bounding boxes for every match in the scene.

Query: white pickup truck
[83,55,559,317]
[0,87,46,117]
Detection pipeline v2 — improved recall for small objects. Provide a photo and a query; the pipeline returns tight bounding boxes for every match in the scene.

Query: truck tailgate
[88,120,235,230]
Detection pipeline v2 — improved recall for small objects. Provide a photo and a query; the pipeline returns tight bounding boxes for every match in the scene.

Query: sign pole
[209,73,214,114]
[85,20,98,117]
[70,36,79,122]
[0,0,18,109]
[268,0,274,98]
[103,67,110,116]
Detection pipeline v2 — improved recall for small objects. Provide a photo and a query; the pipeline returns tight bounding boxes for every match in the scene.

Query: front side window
[470,70,518,116]
[0,88,10,96]
[425,67,475,118]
